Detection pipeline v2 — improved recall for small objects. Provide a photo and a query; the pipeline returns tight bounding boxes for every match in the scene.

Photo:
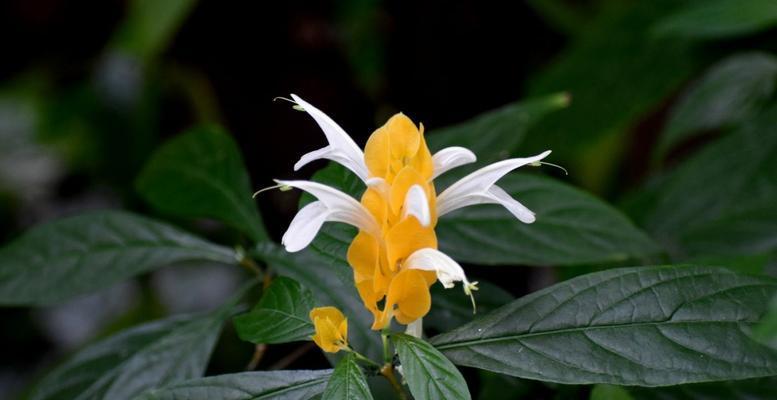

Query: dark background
[1,0,775,398]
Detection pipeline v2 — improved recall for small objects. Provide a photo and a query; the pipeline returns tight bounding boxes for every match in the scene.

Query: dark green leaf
[234,276,315,344]
[521,1,698,185]
[437,172,660,266]
[426,281,514,334]
[427,92,569,165]
[322,353,373,400]
[432,265,777,386]
[0,210,235,306]
[29,284,251,400]
[657,52,777,157]
[138,369,333,400]
[643,105,777,259]
[590,385,634,400]
[652,0,777,39]
[254,243,382,360]
[136,125,267,242]
[754,294,777,350]
[393,333,471,400]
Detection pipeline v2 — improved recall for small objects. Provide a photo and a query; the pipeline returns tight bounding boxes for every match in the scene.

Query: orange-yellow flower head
[310,306,349,353]
[277,94,551,332]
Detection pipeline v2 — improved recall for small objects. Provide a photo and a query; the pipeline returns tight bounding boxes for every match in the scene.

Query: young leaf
[254,243,382,360]
[432,265,777,386]
[393,333,471,400]
[652,0,777,39]
[322,353,373,400]
[234,276,315,344]
[657,52,777,158]
[138,370,333,400]
[136,125,267,242]
[436,172,660,266]
[0,210,236,306]
[29,282,253,400]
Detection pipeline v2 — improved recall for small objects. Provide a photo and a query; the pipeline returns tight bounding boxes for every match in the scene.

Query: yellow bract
[310,306,349,353]
[347,113,439,329]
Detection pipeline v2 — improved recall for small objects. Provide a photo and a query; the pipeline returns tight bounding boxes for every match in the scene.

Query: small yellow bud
[310,307,349,353]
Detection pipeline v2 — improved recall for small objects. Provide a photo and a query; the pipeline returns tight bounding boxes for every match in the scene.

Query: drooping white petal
[405,248,470,289]
[276,180,380,245]
[282,201,328,252]
[290,94,369,182]
[436,150,551,219]
[431,146,477,179]
[402,185,431,227]
[405,318,423,338]
[486,185,535,223]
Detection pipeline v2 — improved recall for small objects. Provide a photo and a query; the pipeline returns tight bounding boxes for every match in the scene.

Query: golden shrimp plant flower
[279,94,550,331]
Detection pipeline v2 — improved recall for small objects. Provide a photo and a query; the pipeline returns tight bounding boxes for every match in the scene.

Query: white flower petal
[402,185,431,227]
[282,201,328,252]
[432,146,477,179]
[405,248,469,289]
[405,318,423,338]
[290,94,369,182]
[436,150,550,219]
[487,185,535,223]
[276,179,380,239]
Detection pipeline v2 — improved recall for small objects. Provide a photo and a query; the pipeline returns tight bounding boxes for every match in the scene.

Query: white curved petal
[290,94,369,181]
[432,147,477,179]
[276,179,379,237]
[436,150,550,219]
[402,185,431,227]
[282,201,328,252]
[405,248,469,289]
[405,318,423,338]
[487,185,535,223]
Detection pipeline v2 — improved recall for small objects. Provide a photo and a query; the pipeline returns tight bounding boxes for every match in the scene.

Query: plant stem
[245,344,267,370]
[345,347,381,369]
[381,330,391,363]
[381,363,408,400]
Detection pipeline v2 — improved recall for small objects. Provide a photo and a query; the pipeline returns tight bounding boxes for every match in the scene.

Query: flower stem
[344,347,381,369]
[381,363,408,400]
[381,330,391,364]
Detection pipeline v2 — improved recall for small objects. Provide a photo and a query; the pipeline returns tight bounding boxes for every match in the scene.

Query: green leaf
[437,172,660,266]
[29,283,252,400]
[643,105,777,259]
[136,125,267,242]
[657,52,777,157]
[393,333,471,400]
[427,92,569,165]
[0,210,236,306]
[522,1,698,183]
[590,385,634,400]
[322,353,373,400]
[630,377,777,399]
[138,369,333,400]
[432,265,777,386]
[254,243,382,360]
[234,276,315,344]
[652,0,777,39]
[754,294,777,350]
[112,0,199,61]
[426,281,514,334]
